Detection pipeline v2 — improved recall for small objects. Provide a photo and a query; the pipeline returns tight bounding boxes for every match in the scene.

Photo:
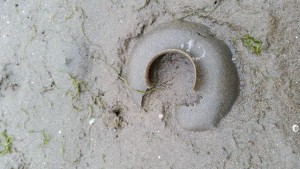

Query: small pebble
[89,118,96,125]
[292,124,299,132]
[158,114,164,119]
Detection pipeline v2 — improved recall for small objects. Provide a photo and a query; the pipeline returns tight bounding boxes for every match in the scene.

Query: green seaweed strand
[241,34,262,56]
[0,130,13,156]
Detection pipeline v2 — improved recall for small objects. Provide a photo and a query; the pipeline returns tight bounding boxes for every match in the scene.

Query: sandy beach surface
[0,0,299,168]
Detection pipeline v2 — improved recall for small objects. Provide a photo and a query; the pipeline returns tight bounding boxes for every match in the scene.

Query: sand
[0,0,299,168]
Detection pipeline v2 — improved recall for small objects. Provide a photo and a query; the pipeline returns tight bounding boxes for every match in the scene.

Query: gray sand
[0,0,299,168]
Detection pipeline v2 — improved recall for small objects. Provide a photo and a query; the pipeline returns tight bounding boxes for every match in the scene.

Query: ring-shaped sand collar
[126,21,239,131]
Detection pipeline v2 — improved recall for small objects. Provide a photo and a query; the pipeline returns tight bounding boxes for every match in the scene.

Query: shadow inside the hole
[109,103,126,116]
[141,55,164,110]
[192,60,202,91]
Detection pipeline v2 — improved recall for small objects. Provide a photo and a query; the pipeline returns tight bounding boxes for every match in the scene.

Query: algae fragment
[92,95,105,109]
[241,34,262,56]
[67,74,87,99]
[42,130,51,145]
[0,130,13,156]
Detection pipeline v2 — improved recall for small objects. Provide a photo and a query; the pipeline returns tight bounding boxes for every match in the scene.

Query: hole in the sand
[102,104,128,130]
[142,52,202,108]
[145,50,199,89]
[148,52,195,87]
[112,108,121,117]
